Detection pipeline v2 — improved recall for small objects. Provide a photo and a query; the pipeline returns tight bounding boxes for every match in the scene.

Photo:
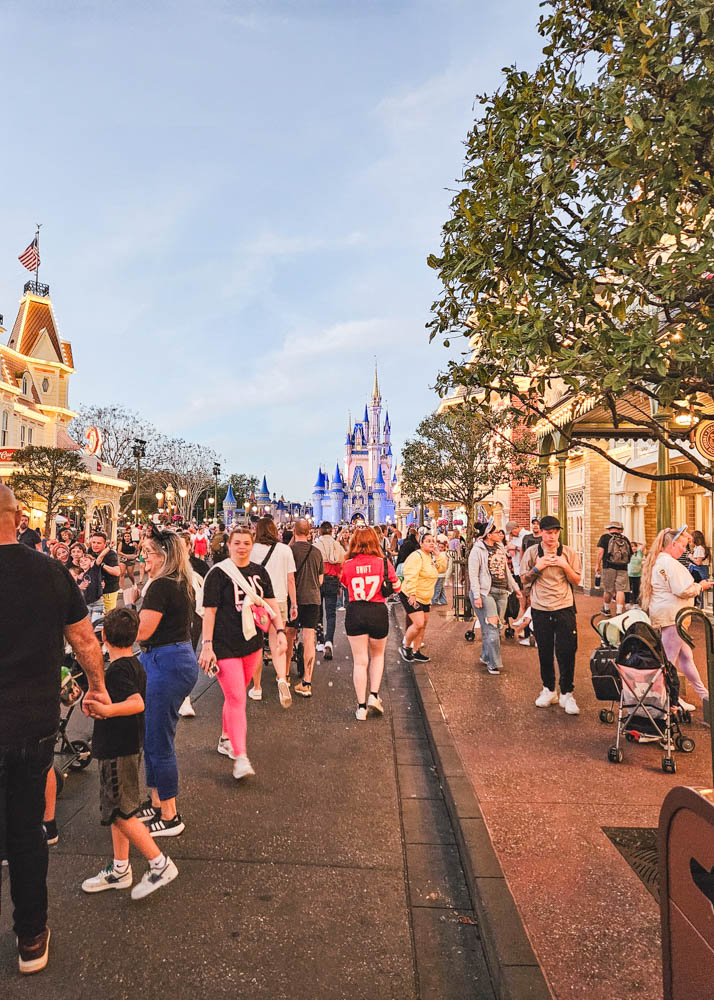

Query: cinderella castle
[311,364,396,525]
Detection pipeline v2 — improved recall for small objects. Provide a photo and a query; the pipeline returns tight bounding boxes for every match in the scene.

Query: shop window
[1,411,7,446]
[20,425,25,446]
[28,427,33,445]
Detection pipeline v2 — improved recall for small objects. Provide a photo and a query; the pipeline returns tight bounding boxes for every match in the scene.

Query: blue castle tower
[222,483,237,528]
[312,468,326,522]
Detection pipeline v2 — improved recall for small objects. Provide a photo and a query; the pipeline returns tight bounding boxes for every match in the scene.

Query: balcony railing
[24,280,50,297]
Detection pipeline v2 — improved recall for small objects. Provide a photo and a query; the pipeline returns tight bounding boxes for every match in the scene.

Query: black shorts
[287,603,320,631]
[98,754,142,826]
[345,602,389,639]
[399,592,431,618]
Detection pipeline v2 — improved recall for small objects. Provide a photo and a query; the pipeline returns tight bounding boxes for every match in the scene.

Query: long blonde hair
[143,531,194,601]
[639,528,678,611]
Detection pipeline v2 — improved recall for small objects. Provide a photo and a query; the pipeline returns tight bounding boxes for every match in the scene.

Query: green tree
[9,446,90,538]
[428,0,714,488]
[401,406,539,550]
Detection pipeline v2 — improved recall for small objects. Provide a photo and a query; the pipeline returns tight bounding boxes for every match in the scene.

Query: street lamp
[132,438,147,526]
[155,491,164,503]
[178,488,188,520]
[213,462,221,520]
[244,500,250,522]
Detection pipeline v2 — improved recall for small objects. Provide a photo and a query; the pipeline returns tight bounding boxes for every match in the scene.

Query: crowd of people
[4,489,712,977]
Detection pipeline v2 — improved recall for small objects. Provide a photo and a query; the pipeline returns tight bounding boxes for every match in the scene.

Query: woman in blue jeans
[128,531,198,838]
[467,521,521,675]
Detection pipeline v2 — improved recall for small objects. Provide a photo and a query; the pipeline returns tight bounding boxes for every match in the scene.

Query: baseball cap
[672,524,688,542]
[539,515,562,531]
[607,520,624,531]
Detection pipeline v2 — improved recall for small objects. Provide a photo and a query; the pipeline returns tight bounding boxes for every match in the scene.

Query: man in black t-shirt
[0,484,108,975]
[285,518,324,698]
[596,519,633,616]
[17,512,42,550]
[89,531,121,613]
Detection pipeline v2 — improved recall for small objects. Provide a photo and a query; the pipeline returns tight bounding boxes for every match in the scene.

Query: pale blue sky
[1,0,543,498]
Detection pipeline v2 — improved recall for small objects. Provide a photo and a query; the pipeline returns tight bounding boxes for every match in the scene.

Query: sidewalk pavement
[1,625,494,999]
[416,595,713,1000]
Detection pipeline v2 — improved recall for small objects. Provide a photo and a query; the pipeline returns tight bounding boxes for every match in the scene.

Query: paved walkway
[419,596,713,1000]
[1,624,494,999]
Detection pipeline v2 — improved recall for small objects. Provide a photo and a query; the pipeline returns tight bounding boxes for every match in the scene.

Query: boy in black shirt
[82,608,179,900]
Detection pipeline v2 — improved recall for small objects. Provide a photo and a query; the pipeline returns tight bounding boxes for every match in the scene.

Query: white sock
[149,852,167,872]
[113,858,130,874]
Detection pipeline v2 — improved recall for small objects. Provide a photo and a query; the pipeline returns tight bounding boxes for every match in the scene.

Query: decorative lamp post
[132,438,147,526]
[178,488,188,521]
[213,463,221,521]
[244,500,250,522]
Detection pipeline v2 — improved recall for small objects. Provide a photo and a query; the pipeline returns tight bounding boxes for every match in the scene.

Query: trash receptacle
[659,785,714,1000]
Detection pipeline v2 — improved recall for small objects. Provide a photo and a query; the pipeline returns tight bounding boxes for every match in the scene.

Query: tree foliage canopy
[428,0,714,483]
[9,446,89,537]
[401,406,539,544]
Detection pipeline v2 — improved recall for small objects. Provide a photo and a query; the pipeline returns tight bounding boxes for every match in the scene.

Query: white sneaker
[355,706,368,721]
[511,610,531,629]
[178,696,195,718]
[679,698,696,712]
[217,736,236,759]
[559,692,580,715]
[535,687,558,708]
[519,637,533,646]
[367,693,384,715]
[277,678,292,709]
[130,857,178,900]
[247,687,262,701]
[82,863,132,893]
[232,755,255,780]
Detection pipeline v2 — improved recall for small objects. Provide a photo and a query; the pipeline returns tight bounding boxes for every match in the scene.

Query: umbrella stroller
[607,621,695,773]
[590,609,650,724]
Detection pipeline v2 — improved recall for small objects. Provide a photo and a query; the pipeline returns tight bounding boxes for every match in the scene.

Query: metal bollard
[675,608,714,781]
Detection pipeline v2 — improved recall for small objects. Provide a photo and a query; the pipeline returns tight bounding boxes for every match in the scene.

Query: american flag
[18,237,40,272]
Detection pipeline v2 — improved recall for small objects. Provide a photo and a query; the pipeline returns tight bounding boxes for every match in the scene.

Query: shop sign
[85,426,103,456]
[694,419,714,463]
[0,448,17,463]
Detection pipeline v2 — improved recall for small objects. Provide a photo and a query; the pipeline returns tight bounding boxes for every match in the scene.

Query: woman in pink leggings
[199,525,287,780]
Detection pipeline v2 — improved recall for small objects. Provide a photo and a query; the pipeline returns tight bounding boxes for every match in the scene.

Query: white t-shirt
[507,528,528,576]
[693,545,708,564]
[251,541,296,603]
[648,552,701,628]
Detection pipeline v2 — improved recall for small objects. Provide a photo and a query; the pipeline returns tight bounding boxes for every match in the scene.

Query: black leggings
[530,606,578,695]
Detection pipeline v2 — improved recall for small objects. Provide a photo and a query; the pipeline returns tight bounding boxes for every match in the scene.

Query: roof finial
[372,357,380,400]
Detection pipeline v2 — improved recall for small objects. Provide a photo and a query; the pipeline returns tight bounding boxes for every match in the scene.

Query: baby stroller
[54,657,92,795]
[590,609,651,724]
[605,620,695,773]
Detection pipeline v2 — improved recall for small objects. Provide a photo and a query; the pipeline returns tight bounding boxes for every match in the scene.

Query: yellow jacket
[402,549,448,605]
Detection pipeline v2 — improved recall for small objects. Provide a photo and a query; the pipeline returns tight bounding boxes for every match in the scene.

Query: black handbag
[380,557,394,598]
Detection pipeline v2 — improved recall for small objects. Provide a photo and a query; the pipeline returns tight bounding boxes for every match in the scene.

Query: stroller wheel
[68,739,92,771]
[504,627,515,639]
[677,735,696,754]
[607,746,623,764]
[599,709,615,725]
[662,756,676,774]
[625,733,635,743]
[464,630,475,643]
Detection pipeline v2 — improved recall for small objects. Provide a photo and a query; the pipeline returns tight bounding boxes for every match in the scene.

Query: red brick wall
[508,482,532,527]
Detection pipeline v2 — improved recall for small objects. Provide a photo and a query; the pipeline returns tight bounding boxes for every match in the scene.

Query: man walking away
[596,520,633,617]
[286,518,324,696]
[314,521,345,661]
[519,515,582,715]
[0,485,108,975]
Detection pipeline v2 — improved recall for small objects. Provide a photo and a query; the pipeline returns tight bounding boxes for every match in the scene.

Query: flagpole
[35,224,41,289]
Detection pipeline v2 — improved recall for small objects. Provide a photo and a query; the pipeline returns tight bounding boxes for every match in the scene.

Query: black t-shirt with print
[0,544,88,744]
[92,655,146,760]
[142,577,193,647]
[118,539,137,558]
[203,561,275,659]
[96,548,120,594]
[597,532,633,569]
[484,543,508,589]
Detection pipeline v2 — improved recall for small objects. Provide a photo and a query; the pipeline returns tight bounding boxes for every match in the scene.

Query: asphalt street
[1,618,494,1000]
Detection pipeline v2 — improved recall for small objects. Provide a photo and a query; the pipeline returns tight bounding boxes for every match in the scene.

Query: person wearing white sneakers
[519,515,582,715]
[200,525,289,780]
[340,526,401,720]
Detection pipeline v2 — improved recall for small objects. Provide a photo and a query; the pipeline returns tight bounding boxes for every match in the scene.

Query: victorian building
[0,279,128,539]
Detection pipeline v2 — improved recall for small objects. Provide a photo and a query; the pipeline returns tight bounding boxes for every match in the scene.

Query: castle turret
[256,475,270,506]
[373,463,387,524]
[311,468,325,523]
[330,463,345,524]
[223,483,237,528]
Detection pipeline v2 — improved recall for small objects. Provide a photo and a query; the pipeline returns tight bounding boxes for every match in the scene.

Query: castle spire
[371,358,380,401]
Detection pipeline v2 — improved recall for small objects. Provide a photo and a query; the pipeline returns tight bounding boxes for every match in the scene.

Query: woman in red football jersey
[340,526,400,721]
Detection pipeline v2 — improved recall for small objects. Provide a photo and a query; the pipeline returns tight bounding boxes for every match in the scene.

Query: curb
[411,663,554,1000]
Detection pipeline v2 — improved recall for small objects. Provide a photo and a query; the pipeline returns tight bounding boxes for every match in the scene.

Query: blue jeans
[0,733,54,937]
[321,575,340,643]
[431,577,447,605]
[471,589,508,669]
[140,642,198,800]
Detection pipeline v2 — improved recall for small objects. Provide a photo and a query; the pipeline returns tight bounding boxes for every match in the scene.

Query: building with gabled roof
[0,279,128,539]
